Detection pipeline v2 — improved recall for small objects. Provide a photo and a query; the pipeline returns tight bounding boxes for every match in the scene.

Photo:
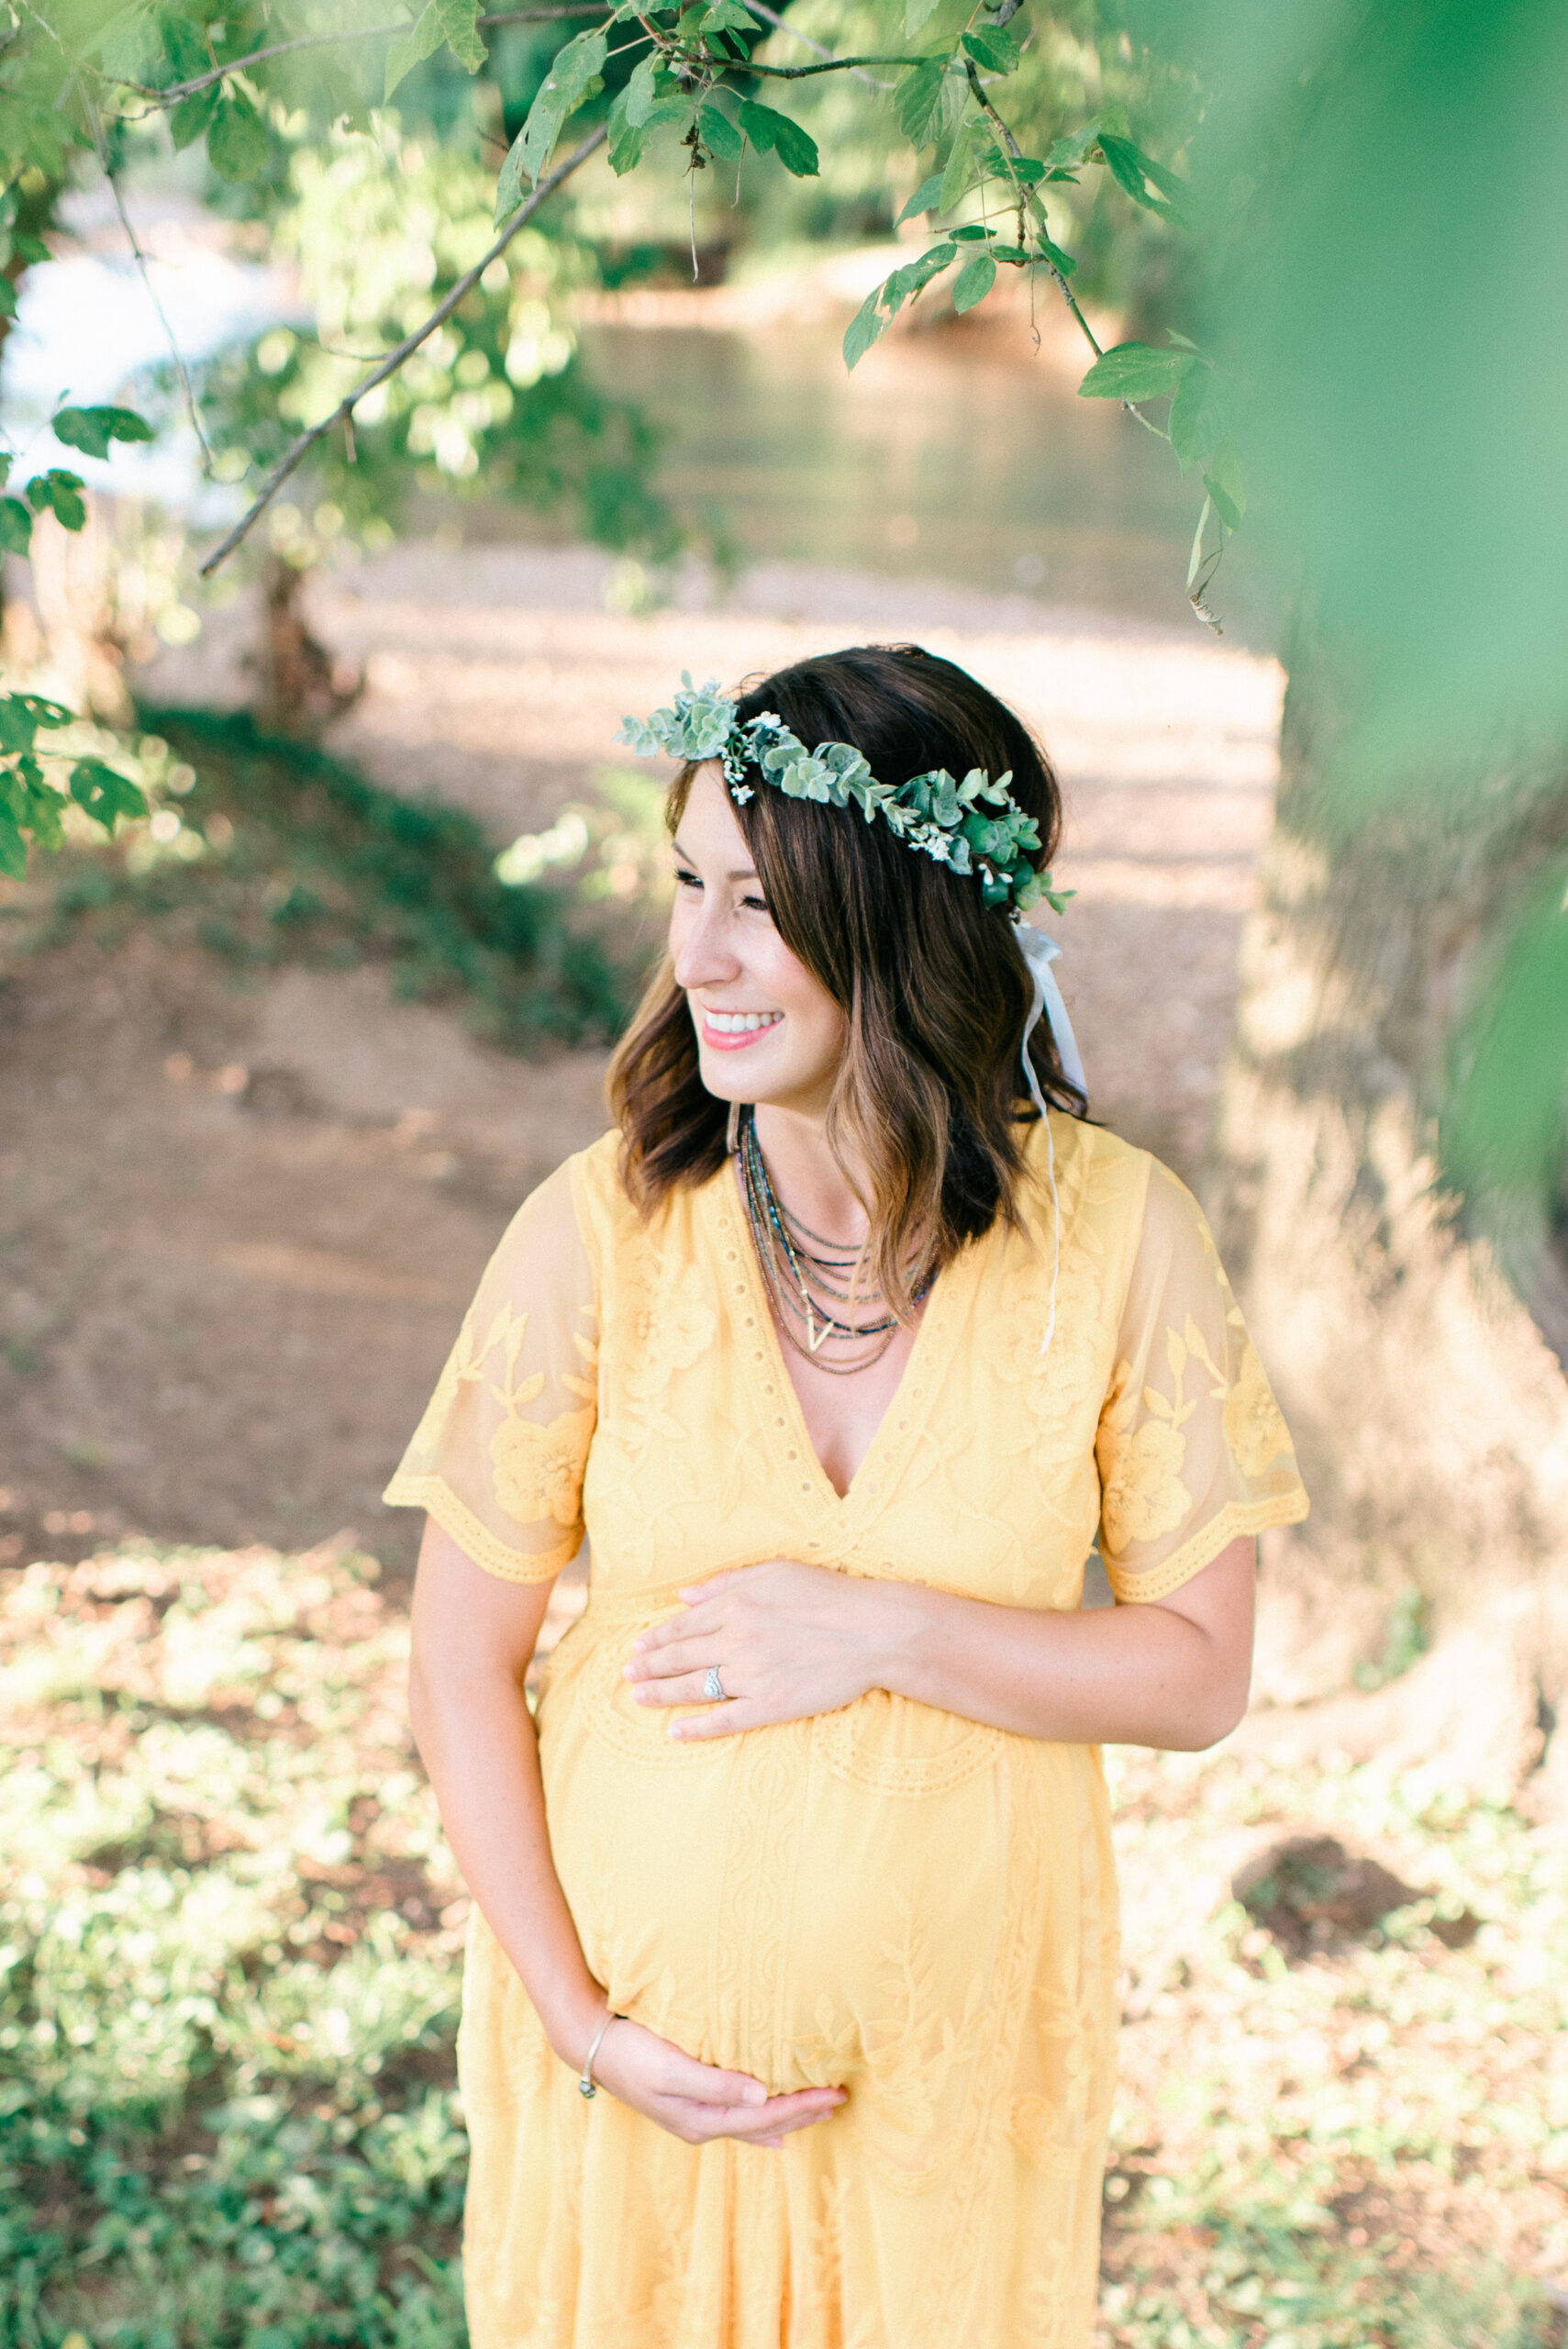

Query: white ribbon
[1013,922,1084,1360]
[1015,922,1085,1108]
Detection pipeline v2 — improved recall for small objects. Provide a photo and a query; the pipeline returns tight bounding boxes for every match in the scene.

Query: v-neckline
[707,1159,981,1519]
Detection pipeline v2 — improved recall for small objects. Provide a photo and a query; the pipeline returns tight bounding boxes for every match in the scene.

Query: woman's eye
[673,865,701,890]
[741,893,771,914]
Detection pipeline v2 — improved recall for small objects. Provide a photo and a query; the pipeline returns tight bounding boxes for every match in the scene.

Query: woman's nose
[672,903,741,991]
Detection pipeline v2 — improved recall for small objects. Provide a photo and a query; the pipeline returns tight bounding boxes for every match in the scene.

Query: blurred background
[2,2,1565,2343]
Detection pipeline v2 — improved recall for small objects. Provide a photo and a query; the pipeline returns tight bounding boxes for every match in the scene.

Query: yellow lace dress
[384,1115,1307,2349]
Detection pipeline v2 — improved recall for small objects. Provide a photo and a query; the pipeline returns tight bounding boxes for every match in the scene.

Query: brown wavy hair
[607,644,1085,1313]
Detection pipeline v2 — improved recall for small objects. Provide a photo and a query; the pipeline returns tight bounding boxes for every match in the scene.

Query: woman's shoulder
[1031,1110,1158,1216]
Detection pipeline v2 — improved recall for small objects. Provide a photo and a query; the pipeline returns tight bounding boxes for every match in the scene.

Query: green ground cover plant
[2,1542,1563,2348]
[0,709,662,1050]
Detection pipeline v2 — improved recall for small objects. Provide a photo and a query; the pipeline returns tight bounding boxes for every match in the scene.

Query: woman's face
[668,763,849,1123]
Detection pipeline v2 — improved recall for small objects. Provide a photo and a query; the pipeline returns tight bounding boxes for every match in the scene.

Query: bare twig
[740,1,893,92]
[79,83,216,475]
[113,7,613,106]
[197,121,608,577]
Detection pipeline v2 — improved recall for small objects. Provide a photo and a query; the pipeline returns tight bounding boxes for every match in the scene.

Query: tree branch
[197,121,607,578]
[115,8,614,106]
[79,82,216,473]
[739,1,894,92]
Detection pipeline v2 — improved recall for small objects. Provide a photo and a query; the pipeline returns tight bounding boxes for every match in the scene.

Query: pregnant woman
[389,645,1308,2348]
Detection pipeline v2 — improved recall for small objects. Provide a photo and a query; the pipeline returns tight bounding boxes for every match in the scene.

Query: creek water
[575,317,1271,640]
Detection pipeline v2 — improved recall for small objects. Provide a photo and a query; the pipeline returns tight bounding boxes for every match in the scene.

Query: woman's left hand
[624,1561,892,1740]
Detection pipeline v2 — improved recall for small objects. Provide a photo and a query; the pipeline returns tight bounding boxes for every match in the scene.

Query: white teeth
[707,1010,782,1033]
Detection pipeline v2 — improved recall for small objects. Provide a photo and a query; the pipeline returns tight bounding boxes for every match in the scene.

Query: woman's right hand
[590,2014,846,2151]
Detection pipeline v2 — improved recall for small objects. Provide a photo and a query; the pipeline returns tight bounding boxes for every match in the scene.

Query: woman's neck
[749,1103,870,1249]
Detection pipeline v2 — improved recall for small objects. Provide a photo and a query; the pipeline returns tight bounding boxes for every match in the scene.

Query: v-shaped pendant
[803,1297,830,1356]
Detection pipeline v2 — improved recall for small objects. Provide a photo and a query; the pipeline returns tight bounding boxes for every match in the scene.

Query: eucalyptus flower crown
[616,674,1072,918]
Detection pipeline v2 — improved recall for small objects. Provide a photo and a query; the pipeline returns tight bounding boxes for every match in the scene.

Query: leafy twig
[197,121,608,578]
[79,82,215,475]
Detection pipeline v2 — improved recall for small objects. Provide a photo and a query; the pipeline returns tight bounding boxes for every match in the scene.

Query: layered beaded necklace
[734,1105,935,1375]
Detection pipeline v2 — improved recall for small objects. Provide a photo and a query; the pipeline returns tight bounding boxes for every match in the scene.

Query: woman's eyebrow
[671,836,759,882]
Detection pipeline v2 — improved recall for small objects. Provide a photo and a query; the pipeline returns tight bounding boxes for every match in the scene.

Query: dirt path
[2,547,1281,1579]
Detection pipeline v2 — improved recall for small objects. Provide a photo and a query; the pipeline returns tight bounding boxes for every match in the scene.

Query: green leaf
[737,100,817,176]
[386,0,485,93]
[939,119,982,213]
[700,1,755,27]
[1097,131,1188,224]
[843,286,891,372]
[384,2,444,97]
[498,26,608,209]
[1203,446,1245,529]
[896,60,951,146]
[434,0,487,72]
[1077,340,1192,402]
[895,172,945,224]
[26,470,87,530]
[951,250,996,314]
[1034,233,1075,274]
[698,103,743,161]
[622,50,673,126]
[1167,362,1236,472]
[52,406,156,462]
[169,82,220,150]
[0,277,16,320]
[0,692,72,753]
[905,0,941,35]
[68,760,149,831]
[962,25,1019,72]
[1043,123,1099,174]
[0,499,33,556]
[0,818,25,882]
[95,6,162,83]
[206,88,267,182]
[949,223,995,242]
[9,231,50,265]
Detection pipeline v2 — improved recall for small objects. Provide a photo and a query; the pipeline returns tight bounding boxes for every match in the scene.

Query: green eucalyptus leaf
[1034,233,1076,274]
[737,100,817,176]
[0,500,33,556]
[1077,340,1191,402]
[207,88,267,182]
[699,103,743,161]
[895,172,945,224]
[949,223,995,242]
[0,278,16,320]
[52,406,155,461]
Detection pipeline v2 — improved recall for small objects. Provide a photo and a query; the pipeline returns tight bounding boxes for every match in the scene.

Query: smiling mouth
[699,1008,784,1049]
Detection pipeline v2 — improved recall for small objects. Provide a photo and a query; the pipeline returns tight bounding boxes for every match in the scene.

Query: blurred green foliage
[4,1544,1563,2347]
[5,709,662,1047]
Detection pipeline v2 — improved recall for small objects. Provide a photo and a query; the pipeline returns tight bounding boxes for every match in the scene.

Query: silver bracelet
[577,2009,626,2099]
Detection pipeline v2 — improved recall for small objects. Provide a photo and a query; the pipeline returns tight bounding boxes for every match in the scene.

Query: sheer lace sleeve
[383,1157,599,1584]
[1095,1160,1307,1604]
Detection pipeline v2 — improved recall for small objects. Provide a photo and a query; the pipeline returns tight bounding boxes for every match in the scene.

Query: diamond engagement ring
[702,1666,728,1702]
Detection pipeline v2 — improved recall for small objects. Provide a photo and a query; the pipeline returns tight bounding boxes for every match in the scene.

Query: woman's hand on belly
[623,1560,887,1741]
[594,2012,846,2149]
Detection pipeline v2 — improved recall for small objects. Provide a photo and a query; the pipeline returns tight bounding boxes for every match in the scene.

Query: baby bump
[538,1629,1016,2126]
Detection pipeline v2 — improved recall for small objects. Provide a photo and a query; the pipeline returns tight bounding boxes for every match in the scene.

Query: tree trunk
[1209,615,1568,1795]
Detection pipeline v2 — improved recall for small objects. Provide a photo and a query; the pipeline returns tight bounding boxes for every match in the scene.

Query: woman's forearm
[410,1655,606,2065]
[862,1538,1255,1750]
